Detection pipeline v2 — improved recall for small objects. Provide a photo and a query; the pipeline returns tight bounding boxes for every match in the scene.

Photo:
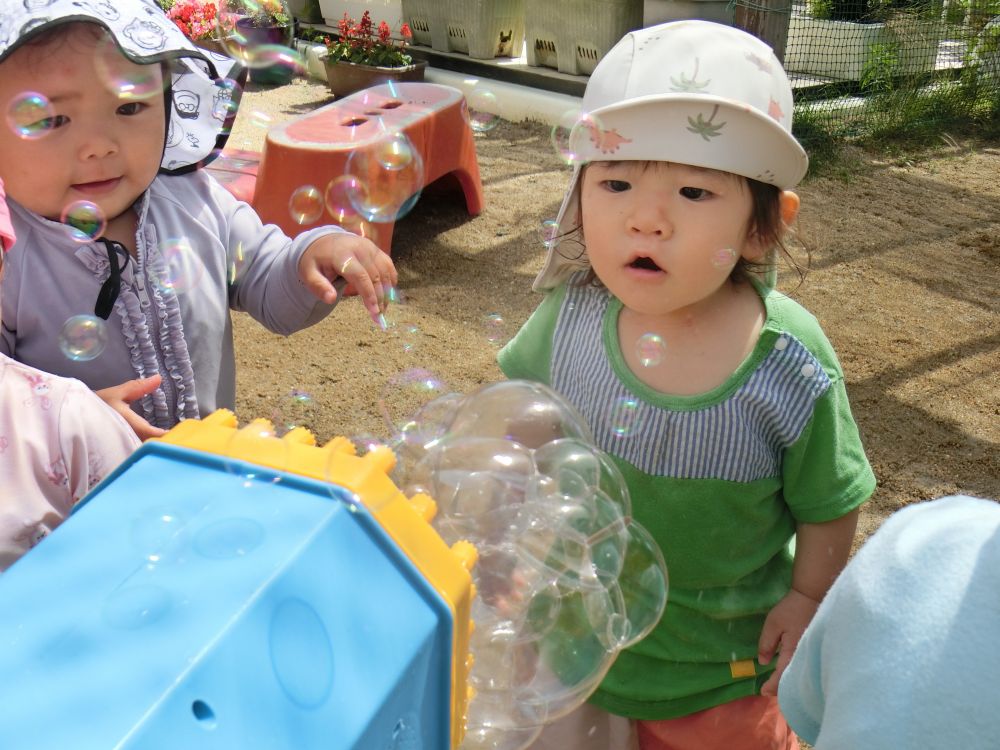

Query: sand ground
[228,76,1000,548]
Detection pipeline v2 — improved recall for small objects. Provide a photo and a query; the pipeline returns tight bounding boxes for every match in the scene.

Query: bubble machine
[0,410,476,750]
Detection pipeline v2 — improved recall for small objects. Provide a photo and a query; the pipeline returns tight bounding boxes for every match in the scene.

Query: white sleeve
[58,380,141,507]
[778,495,1000,749]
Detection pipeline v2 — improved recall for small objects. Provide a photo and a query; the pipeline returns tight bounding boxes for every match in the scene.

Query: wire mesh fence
[733,0,1000,148]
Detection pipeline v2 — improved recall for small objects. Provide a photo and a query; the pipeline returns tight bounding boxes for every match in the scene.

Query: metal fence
[734,0,1000,144]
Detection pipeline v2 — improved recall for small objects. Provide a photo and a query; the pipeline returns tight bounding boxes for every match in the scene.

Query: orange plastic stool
[250,82,484,254]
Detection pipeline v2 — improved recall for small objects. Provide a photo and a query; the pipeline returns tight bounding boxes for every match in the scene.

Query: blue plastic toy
[0,411,475,749]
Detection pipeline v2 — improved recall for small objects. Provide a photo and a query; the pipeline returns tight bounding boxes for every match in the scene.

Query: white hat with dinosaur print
[534,20,808,291]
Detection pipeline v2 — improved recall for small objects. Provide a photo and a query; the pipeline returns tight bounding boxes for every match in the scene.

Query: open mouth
[629,256,663,272]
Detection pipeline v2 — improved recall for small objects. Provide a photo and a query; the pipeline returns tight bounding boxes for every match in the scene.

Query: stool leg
[452,169,484,217]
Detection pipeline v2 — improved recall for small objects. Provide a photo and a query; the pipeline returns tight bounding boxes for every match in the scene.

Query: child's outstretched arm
[297,232,398,324]
[95,374,167,441]
[757,507,859,695]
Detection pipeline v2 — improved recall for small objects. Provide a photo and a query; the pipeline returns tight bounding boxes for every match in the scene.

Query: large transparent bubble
[394,381,668,749]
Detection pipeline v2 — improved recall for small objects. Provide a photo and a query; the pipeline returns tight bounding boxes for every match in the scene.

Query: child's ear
[743,190,801,262]
[780,190,800,228]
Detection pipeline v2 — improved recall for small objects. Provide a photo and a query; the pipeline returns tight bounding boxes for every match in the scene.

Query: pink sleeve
[0,177,14,252]
[58,381,141,506]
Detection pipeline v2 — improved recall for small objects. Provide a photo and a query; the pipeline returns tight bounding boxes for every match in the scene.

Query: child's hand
[757,587,821,696]
[298,234,398,324]
[95,374,167,441]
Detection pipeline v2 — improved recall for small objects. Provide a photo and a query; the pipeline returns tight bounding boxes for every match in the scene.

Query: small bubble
[711,248,738,268]
[95,35,164,101]
[636,333,665,367]
[541,219,560,248]
[350,433,385,455]
[151,238,205,295]
[344,138,425,223]
[249,109,274,130]
[379,369,451,450]
[6,92,55,140]
[610,396,643,438]
[130,508,187,564]
[224,420,286,488]
[58,315,108,361]
[484,313,505,345]
[374,132,416,171]
[288,185,323,225]
[228,241,254,284]
[270,389,315,436]
[467,89,499,133]
[60,201,107,243]
[550,111,603,165]
[399,324,420,353]
[324,174,365,225]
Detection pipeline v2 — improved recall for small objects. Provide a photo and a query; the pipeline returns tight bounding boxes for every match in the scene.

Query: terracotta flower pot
[323,59,428,98]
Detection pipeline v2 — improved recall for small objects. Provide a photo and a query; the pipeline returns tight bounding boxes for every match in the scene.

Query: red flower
[400,23,412,39]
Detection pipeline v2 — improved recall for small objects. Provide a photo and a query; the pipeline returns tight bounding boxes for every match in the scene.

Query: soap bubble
[249,109,274,130]
[467,88,500,133]
[58,315,108,361]
[130,507,189,565]
[484,313,505,345]
[378,369,456,454]
[150,238,206,295]
[711,247,738,268]
[397,323,420,353]
[636,333,665,367]
[223,419,287,488]
[344,132,424,223]
[550,111,604,166]
[445,380,592,449]
[227,241,255,284]
[6,91,55,140]
[374,131,417,171]
[60,201,107,243]
[94,35,165,101]
[217,1,295,69]
[540,219,559,248]
[270,389,316,436]
[609,396,643,438]
[289,185,324,225]
[394,380,668,741]
[324,174,366,225]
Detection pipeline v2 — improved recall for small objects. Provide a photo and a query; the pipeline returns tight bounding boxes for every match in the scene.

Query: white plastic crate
[401,0,525,59]
[526,0,644,75]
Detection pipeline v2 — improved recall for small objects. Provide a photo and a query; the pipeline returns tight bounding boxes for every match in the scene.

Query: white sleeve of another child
[778,495,1000,749]
[57,381,141,505]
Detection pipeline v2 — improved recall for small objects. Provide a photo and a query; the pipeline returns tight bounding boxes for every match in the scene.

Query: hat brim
[0,5,246,173]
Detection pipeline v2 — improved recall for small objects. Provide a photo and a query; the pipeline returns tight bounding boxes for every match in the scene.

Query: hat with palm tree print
[534,20,808,292]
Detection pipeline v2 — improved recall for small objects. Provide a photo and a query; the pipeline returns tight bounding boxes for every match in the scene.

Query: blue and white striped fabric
[550,279,831,483]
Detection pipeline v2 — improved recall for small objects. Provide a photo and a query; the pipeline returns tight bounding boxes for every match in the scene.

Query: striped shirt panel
[550,282,832,483]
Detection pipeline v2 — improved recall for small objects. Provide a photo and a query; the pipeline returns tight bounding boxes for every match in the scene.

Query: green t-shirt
[497,277,876,720]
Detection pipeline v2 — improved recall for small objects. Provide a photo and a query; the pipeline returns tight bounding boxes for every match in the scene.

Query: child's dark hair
[557,165,809,290]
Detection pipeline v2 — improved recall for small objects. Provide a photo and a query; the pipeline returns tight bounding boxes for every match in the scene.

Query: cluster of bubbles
[382,380,668,750]
[280,128,426,232]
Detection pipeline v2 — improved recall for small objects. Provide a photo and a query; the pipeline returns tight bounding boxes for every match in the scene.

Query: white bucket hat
[534,20,808,291]
[0,0,246,174]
